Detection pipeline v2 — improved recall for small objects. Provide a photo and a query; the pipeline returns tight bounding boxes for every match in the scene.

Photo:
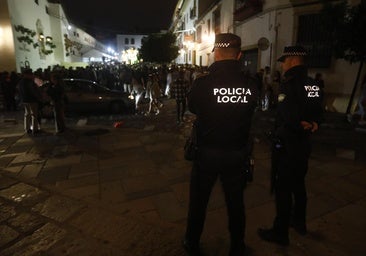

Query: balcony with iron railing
[233,0,263,22]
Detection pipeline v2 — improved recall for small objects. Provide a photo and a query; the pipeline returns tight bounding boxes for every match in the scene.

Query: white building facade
[0,0,111,72]
[171,0,365,113]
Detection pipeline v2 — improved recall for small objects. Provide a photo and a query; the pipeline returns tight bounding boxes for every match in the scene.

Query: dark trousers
[176,99,186,122]
[272,138,311,237]
[53,102,66,132]
[185,147,247,247]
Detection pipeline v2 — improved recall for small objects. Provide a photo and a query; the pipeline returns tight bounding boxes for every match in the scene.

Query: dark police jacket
[275,65,323,141]
[188,60,258,150]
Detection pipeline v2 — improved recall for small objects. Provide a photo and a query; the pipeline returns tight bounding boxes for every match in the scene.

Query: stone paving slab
[43,154,82,169]
[0,183,49,207]
[99,180,126,203]
[0,175,18,189]
[8,212,47,234]
[0,156,15,168]
[68,207,186,256]
[0,224,19,248]
[9,153,42,166]
[68,160,99,179]
[18,164,43,179]
[152,192,186,222]
[0,205,16,222]
[32,195,85,222]
[1,223,67,256]
[306,201,366,256]
[46,233,123,256]
[62,184,100,200]
[37,166,71,184]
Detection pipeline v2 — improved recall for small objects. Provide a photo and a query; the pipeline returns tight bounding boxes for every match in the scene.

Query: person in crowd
[18,69,43,135]
[271,70,281,108]
[165,68,173,97]
[258,46,323,246]
[184,33,258,256]
[0,71,18,111]
[149,73,162,115]
[354,74,366,125]
[255,68,264,109]
[131,73,145,113]
[170,70,188,124]
[47,71,66,134]
[145,73,159,115]
[262,66,272,111]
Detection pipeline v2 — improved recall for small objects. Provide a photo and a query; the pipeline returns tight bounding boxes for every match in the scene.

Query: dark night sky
[60,0,179,43]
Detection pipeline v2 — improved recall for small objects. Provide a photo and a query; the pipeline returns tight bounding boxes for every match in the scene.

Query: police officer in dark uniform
[183,33,258,256]
[258,46,323,246]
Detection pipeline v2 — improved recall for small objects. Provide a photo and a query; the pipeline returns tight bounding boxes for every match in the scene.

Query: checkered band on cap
[214,42,232,48]
[212,33,241,51]
[282,51,307,57]
[277,45,307,62]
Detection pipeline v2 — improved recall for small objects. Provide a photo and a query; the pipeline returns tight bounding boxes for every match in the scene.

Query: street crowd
[0,62,212,135]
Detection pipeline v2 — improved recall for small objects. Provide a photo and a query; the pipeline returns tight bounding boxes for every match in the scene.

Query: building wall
[116,34,146,52]
[48,3,69,63]
[8,0,58,71]
[235,0,365,112]
[2,0,110,72]
[0,0,16,72]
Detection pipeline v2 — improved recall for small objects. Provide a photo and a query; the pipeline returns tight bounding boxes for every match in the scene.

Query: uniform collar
[283,65,307,79]
[209,60,241,73]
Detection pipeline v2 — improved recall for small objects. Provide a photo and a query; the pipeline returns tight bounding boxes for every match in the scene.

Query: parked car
[41,78,135,116]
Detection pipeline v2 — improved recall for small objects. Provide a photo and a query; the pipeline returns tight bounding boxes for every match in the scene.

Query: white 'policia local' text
[213,88,252,104]
[304,85,320,98]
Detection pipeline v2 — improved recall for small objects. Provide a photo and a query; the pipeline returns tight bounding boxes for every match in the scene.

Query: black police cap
[277,45,307,62]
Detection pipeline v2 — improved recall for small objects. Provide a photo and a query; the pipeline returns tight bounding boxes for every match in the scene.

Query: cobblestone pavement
[0,99,366,256]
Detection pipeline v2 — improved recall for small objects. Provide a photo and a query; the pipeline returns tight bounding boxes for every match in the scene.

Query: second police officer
[183,33,258,256]
[258,46,323,245]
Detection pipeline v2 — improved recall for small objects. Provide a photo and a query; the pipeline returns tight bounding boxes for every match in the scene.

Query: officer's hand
[311,122,319,132]
[300,121,312,130]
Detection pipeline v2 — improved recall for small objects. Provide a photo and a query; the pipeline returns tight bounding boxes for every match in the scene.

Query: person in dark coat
[258,46,323,246]
[18,69,43,134]
[170,70,188,124]
[47,72,66,134]
[183,33,258,256]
